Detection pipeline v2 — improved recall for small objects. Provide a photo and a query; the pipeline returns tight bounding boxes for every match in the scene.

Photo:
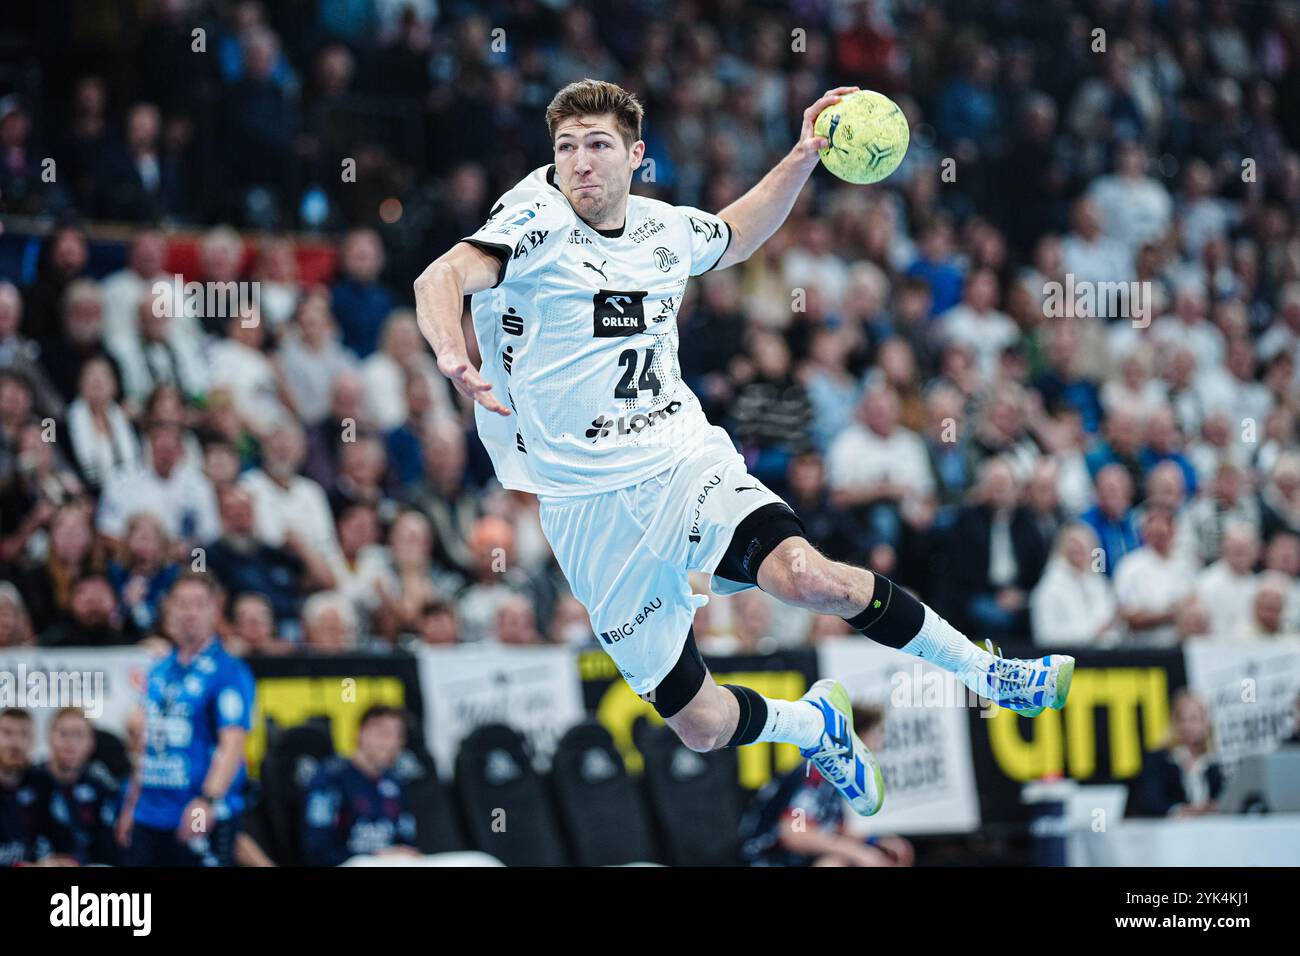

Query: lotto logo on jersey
[592,289,648,337]
[585,400,682,443]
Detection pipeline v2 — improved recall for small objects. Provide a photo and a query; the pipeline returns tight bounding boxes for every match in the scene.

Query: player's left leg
[753,534,1074,717]
[642,628,885,816]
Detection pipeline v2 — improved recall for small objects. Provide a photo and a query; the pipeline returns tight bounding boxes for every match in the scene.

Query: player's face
[553,114,644,228]
[49,715,94,772]
[0,716,33,770]
[357,715,405,771]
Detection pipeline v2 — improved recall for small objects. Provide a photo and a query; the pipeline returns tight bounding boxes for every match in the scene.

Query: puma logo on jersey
[583,259,608,280]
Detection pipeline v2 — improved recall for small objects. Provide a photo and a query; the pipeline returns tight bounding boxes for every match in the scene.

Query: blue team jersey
[301,757,416,866]
[135,638,256,829]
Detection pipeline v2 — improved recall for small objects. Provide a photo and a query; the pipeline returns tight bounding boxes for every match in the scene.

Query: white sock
[754,698,825,750]
[900,605,993,693]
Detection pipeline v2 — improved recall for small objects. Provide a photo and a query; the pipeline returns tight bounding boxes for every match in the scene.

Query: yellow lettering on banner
[246,676,407,776]
[988,667,1172,782]
[592,668,808,788]
[989,705,1063,781]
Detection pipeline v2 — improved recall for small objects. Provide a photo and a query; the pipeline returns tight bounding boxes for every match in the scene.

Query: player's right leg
[643,631,885,816]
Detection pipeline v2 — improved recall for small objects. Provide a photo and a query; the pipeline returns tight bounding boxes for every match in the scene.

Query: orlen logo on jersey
[586,400,682,443]
[600,597,663,644]
[592,289,648,337]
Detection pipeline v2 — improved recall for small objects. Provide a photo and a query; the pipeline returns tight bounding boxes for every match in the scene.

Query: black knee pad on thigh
[648,629,707,718]
[713,503,806,589]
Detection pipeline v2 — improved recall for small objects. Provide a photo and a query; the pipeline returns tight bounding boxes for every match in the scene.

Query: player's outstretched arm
[711,86,860,271]
[414,242,511,417]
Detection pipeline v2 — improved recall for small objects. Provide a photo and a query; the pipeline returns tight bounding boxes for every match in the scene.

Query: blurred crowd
[1,0,1300,658]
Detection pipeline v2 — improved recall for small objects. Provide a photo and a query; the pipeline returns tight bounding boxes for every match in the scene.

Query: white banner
[416,644,583,780]
[0,646,157,761]
[1183,636,1300,774]
[817,637,981,834]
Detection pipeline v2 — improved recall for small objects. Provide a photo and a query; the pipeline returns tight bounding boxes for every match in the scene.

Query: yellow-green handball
[814,89,910,185]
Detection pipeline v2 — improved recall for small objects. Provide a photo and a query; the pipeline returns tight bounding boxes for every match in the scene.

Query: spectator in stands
[224,591,294,656]
[1087,141,1173,254]
[207,307,289,435]
[1030,320,1102,436]
[9,503,101,633]
[455,515,550,644]
[0,708,43,865]
[301,704,418,866]
[65,356,141,492]
[240,420,341,564]
[1127,690,1223,819]
[546,593,592,647]
[327,432,399,525]
[1061,196,1132,292]
[904,216,963,316]
[948,457,1048,639]
[968,381,1043,483]
[1184,458,1262,566]
[251,236,301,334]
[361,311,445,432]
[39,574,128,647]
[1024,457,1068,552]
[1262,531,1300,633]
[1134,460,1199,567]
[110,289,208,407]
[373,510,441,643]
[0,283,63,418]
[94,102,187,222]
[492,592,544,645]
[826,383,935,572]
[1113,505,1198,647]
[1031,522,1118,647]
[0,583,34,647]
[416,599,460,647]
[204,484,334,634]
[301,591,359,653]
[1259,451,1300,541]
[30,708,121,865]
[0,418,84,566]
[1084,406,1146,494]
[407,419,478,578]
[740,704,913,867]
[1079,464,1141,576]
[386,373,437,488]
[41,279,124,408]
[1196,521,1261,638]
[108,512,181,639]
[101,230,175,352]
[97,420,219,552]
[275,292,356,427]
[937,268,1018,385]
[1138,404,1199,499]
[1233,572,1291,641]
[24,225,90,344]
[330,229,394,359]
[302,370,369,490]
[727,330,814,493]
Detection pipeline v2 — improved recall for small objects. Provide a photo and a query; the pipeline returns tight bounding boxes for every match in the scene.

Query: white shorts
[538,426,789,695]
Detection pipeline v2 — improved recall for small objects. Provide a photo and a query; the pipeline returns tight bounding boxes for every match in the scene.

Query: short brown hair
[545,79,643,148]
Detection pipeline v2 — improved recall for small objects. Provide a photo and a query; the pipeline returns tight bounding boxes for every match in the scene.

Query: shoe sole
[815,679,886,817]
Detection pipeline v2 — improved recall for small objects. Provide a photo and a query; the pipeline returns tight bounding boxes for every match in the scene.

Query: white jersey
[463,164,733,497]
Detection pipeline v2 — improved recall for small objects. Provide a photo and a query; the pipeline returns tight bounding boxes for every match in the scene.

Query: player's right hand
[437,355,511,416]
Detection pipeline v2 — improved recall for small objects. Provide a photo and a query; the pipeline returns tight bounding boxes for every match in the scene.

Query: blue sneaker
[798,679,885,816]
[978,641,1075,717]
